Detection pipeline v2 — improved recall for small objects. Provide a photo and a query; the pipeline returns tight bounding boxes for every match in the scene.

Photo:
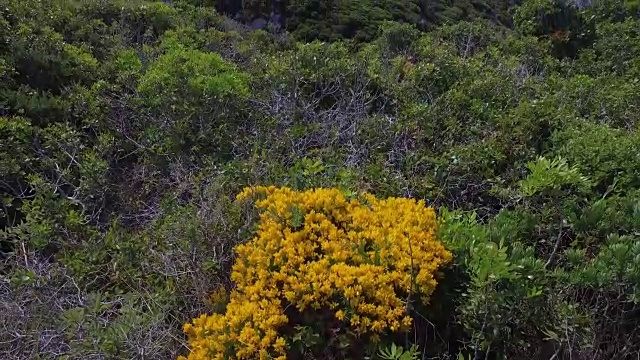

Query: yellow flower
[273,337,287,353]
[180,186,452,360]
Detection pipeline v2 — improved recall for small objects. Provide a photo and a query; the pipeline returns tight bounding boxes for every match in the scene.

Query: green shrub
[551,122,640,194]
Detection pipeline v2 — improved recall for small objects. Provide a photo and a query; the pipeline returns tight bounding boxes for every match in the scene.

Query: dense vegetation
[1,0,640,359]
[209,0,517,41]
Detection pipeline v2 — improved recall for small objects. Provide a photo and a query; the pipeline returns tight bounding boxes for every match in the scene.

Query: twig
[21,242,28,268]
[545,219,564,268]
[474,292,489,360]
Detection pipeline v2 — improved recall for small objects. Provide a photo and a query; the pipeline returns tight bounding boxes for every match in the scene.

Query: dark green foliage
[552,122,640,193]
[514,0,597,58]
[218,0,518,42]
[572,19,640,77]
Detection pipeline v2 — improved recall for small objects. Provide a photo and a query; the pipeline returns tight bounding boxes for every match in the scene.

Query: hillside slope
[1,0,640,359]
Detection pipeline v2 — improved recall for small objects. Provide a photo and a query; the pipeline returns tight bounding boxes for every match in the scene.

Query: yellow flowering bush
[180,186,452,360]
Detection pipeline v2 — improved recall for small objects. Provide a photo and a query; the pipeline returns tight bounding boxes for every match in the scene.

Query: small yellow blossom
[273,337,287,352]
